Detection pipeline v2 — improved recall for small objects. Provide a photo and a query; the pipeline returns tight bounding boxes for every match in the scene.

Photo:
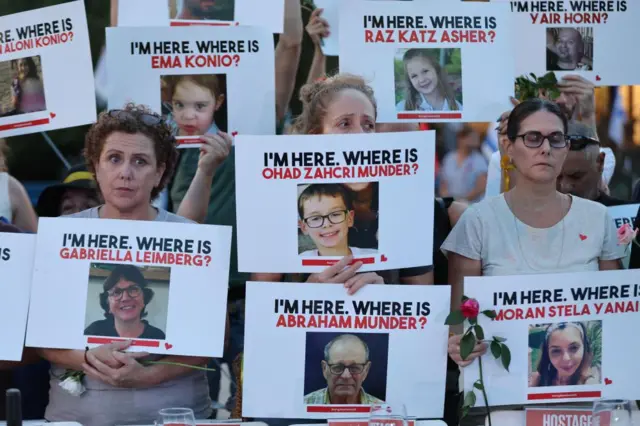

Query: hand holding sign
[557,74,596,123]
[448,333,488,368]
[306,8,330,47]
[199,131,232,177]
[83,347,152,388]
[306,255,362,283]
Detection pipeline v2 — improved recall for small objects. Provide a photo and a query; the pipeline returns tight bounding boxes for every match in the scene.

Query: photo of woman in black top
[84,264,167,340]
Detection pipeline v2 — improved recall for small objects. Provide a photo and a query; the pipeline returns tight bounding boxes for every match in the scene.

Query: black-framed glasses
[108,285,142,300]
[108,109,163,127]
[567,135,600,151]
[303,210,348,228]
[517,131,568,149]
[327,363,368,375]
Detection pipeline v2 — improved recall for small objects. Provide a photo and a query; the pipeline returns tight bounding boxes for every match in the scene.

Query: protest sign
[117,0,284,34]
[510,0,638,86]
[235,131,435,273]
[338,0,514,122]
[464,270,640,406]
[525,408,592,426]
[26,217,232,357]
[313,0,339,56]
[0,1,95,138]
[242,282,450,418]
[0,233,35,361]
[608,203,638,268]
[106,26,275,148]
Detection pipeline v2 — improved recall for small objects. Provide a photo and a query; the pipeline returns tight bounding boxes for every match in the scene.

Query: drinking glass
[155,407,196,426]
[592,399,633,426]
[368,403,408,426]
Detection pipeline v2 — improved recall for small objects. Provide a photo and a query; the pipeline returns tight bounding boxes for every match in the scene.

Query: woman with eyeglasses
[84,265,165,340]
[442,99,622,424]
[38,104,213,426]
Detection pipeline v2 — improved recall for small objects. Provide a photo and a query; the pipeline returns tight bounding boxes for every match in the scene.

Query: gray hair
[567,121,597,139]
[324,334,370,362]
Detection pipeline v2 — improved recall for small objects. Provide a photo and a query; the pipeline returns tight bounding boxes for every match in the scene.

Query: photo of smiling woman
[161,74,228,138]
[83,263,169,340]
[528,321,602,387]
[170,0,235,21]
[298,183,379,256]
[394,48,462,113]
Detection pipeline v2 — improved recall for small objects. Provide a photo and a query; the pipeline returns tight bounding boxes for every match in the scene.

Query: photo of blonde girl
[394,48,462,113]
[160,73,228,137]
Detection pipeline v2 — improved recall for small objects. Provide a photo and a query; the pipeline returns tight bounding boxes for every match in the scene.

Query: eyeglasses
[567,135,600,151]
[108,109,164,127]
[303,210,348,228]
[327,363,368,375]
[108,285,142,300]
[516,131,568,149]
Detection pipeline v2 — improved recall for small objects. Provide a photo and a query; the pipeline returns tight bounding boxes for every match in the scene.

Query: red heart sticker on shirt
[49,112,56,119]
[595,75,602,82]
[231,131,238,137]
[165,342,173,350]
[579,234,588,241]
[605,377,613,385]
[381,255,388,262]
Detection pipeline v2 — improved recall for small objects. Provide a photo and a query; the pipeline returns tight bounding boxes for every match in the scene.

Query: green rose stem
[477,357,491,426]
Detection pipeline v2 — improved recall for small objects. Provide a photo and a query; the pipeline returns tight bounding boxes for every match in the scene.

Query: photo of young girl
[160,73,228,137]
[394,48,462,113]
[0,55,46,118]
[297,183,379,257]
[528,321,602,388]
[169,0,235,22]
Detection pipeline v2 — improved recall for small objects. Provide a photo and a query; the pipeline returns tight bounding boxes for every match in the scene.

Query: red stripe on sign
[307,405,371,413]
[302,257,376,266]
[87,337,160,347]
[0,117,49,131]
[170,21,231,26]
[527,391,601,401]
[397,113,462,120]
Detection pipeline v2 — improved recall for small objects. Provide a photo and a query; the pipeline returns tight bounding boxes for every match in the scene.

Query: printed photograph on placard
[394,48,463,114]
[160,73,228,138]
[303,331,388,405]
[83,263,170,340]
[546,27,594,72]
[528,321,602,388]
[169,0,235,22]
[0,55,46,118]
[297,182,379,257]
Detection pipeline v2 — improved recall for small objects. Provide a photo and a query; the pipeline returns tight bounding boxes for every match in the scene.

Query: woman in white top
[442,99,623,372]
[0,140,37,231]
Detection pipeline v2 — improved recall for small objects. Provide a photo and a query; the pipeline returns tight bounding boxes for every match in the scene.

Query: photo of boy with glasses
[297,184,378,257]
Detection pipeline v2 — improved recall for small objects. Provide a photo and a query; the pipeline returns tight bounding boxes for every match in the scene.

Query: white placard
[464,270,640,406]
[338,0,514,122]
[314,0,340,57]
[511,0,638,86]
[608,203,638,268]
[0,1,95,138]
[106,26,275,148]
[243,282,450,418]
[0,233,35,361]
[235,131,435,273]
[117,0,284,34]
[26,217,232,357]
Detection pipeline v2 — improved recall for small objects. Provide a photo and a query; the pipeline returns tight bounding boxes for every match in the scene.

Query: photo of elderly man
[304,333,386,405]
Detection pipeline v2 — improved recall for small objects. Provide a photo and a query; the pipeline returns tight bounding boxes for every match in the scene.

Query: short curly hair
[291,73,377,135]
[84,103,178,200]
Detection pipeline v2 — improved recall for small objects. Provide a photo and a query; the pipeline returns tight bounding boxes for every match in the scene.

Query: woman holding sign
[38,104,227,426]
[443,99,623,425]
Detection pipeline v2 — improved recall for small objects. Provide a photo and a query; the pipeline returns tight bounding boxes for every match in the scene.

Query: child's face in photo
[172,79,222,136]
[299,195,354,252]
[406,56,438,96]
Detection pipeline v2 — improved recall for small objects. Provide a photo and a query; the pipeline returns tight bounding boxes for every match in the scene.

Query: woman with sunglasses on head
[442,99,623,425]
[37,104,214,426]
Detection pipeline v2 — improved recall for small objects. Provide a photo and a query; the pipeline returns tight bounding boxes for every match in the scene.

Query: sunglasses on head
[107,109,164,127]
[567,135,600,151]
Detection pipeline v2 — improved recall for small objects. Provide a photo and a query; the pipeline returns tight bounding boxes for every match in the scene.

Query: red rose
[461,298,480,319]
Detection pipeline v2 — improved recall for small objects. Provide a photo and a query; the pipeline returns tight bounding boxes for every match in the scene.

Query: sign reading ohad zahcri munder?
[463,270,640,406]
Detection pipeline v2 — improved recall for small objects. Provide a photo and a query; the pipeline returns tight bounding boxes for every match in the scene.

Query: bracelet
[84,346,90,365]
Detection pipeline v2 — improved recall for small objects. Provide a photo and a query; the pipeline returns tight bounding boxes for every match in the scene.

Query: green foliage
[445,310,465,326]
[586,321,602,367]
[514,72,560,102]
[460,332,477,361]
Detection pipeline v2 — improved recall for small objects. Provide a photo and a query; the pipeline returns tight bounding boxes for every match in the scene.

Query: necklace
[510,194,566,271]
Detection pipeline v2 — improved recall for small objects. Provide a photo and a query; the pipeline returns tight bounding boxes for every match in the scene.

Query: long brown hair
[401,49,459,111]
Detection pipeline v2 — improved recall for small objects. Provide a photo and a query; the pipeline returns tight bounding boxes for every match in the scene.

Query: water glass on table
[592,399,633,426]
[155,407,196,426]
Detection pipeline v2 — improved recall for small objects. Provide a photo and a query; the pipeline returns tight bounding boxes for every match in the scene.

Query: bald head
[556,28,584,66]
[324,334,369,362]
[557,122,604,200]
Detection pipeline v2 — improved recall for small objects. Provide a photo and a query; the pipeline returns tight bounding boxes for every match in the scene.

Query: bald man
[304,334,383,405]
[556,122,628,206]
[551,28,591,71]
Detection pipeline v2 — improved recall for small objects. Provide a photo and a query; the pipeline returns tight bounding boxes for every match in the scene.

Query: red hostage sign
[526,408,593,426]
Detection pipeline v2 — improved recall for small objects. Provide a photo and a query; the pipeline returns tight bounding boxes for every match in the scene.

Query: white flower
[59,376,85,397]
